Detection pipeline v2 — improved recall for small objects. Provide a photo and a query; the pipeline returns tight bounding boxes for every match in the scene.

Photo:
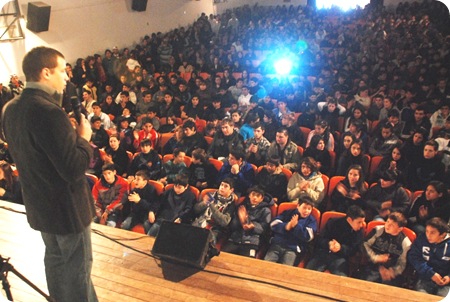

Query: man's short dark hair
[388,212,407,228]
[140,138,152,147]
[120,91,130,97]
[102,163,116,172]
[346,205,365,220]
[248,185,264,196]
[298,194,314,207]
[229,148,245,161]
[135,170,150,181]
[276,126,289,136]
[174,174,189,187]
[22,46,64,82]
[221,177,235,189]
[182,120,196,130]
[426,217,449,234]
[387,109,400,118]
[252,122,265,130]
[90,116,101,123]
[141,117,153,125]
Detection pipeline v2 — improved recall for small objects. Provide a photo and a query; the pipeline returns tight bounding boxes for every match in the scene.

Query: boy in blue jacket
[408,217,450,297]
[264,195,318,266]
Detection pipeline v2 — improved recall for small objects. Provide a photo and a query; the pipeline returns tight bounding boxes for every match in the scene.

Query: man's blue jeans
[41,225,98,302]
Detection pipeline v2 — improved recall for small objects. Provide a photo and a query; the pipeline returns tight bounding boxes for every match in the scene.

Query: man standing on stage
[2,46,98,302]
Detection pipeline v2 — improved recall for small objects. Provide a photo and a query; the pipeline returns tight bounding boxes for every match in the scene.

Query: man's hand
[77,114,92,142]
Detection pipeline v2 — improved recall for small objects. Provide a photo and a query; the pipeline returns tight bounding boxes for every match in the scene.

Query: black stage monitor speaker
[27,2,51,33]
[151,221,215,269]
[132,0,148,12]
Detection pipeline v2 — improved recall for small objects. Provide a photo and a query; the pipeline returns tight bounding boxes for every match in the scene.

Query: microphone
[71,96,82,124]
[67,83,82,124]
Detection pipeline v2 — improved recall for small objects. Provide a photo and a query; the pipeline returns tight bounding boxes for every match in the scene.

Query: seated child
[128,138,162,180]
[264,195,318,266]
[407,217,450,297]
[306,205,365,276]
[221,186,274,257]
[92,163,129,227]
[192,177,237,244]
[361,212,411,285]
[160,148,188,185]
[147,174,195,237]
[120,170,158,231]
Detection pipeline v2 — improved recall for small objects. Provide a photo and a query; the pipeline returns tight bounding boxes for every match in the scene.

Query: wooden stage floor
[0,200,442,302]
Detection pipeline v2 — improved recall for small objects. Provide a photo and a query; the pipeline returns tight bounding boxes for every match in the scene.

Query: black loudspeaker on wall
[151,221,219,269]
[27,2,51,33]
[132,0,148,12]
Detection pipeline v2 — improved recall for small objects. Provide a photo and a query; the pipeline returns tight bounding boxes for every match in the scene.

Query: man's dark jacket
[2,88,95,234]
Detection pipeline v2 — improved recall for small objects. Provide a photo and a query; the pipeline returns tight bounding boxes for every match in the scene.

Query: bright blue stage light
[274,58,293,76]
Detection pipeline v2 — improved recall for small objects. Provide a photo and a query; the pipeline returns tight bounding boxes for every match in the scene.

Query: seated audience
[407,140,446,191]
[264,195,318,266]
[222,186,273,258]
[0,161,22,204]
[216,149,255,196]
[287,157,325,208]
[147,174,195,237]
[361,212,411,286]
[92,164,129,227]
[187,148,217,190]
[178,120,208,156]
[192,178,237,244]
[255,155,288,203]
[368,124,400,157]
[306,205,366,276]
[245,122,270,167]
[120,170,157,231]
[104,134,129,177]
[267,127,302,172]
[208,118,244,160]
[160,148,188,185]
[407,181,450,235]
[330,165,367,213]
[303,134,332,176]
[407,217,450,297]
[306,120,335,151]
[364,170,410,222]
[336,139,369,177]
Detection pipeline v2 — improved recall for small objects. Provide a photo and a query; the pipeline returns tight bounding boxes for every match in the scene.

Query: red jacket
[92,175,129,213]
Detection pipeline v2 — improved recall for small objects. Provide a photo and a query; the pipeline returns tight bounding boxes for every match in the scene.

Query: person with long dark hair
[303,134,332,175]
[330,165,367,213]
[336,139,369,176]
[287,157,326,208]
[306,119,335,151]
[408,181,450,235]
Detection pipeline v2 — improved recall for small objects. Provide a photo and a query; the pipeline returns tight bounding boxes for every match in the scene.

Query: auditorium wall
[0,0,213,82]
